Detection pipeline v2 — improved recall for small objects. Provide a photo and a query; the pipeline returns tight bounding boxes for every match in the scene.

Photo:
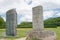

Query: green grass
[0,27,60,40]
[17,28,32,37]
[0,28,32,40]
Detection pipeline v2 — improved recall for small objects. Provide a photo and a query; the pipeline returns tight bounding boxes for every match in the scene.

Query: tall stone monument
[32,6,44,30]
[6,9,17,36]
[26,6,56,40]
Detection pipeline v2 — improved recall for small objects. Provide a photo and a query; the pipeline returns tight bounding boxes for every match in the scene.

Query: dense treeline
[0,16,60,29]
[44,17,60,28]
[17,22,32,28]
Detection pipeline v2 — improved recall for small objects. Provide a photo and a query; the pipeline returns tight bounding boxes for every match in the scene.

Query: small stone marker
[6,9,17,36]
[32,6,44,30]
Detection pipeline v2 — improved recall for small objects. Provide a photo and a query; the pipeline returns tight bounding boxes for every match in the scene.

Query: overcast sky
[0,0,60,24]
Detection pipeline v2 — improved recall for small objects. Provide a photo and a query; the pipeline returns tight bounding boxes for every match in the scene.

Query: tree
[17,22,32,28]
[0,16,5,28]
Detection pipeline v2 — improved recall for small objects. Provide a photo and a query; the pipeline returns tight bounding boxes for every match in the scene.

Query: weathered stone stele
[26,6,56,40]
[32,6,44,30]
[6,9,17,36]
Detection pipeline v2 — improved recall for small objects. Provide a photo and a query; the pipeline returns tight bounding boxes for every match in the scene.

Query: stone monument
[32,6,44,31]
[6,9,17,36]
[26,6,56,40]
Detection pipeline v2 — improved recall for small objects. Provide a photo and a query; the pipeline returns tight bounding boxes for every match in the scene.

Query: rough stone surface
[32,6,44,30]
[6,9,17,36]
[26,6,56,40]
[26,30,56,40]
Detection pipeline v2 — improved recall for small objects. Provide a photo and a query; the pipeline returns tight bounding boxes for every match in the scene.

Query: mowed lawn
[0,27,60,40]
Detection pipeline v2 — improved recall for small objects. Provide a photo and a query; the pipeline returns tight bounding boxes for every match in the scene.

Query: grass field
[0,27,60,40]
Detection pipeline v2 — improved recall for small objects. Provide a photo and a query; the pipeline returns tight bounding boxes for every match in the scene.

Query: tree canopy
[0,16,5,28]
[44,17,60,28]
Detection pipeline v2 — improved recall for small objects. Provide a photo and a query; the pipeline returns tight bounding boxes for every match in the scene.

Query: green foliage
[17,22,32,28]
[0,16,5,29]
[44,17,60,28]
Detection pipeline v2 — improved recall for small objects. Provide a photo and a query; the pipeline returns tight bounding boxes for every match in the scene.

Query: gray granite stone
[26,30,56,40]
[6,9,17,36]
[32,6,44,31]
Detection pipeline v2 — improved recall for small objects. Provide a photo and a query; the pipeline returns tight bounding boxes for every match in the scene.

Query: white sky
[0,0,60,24]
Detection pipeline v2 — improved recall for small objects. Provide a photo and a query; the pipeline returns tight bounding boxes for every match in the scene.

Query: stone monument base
[26,30,56,40]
